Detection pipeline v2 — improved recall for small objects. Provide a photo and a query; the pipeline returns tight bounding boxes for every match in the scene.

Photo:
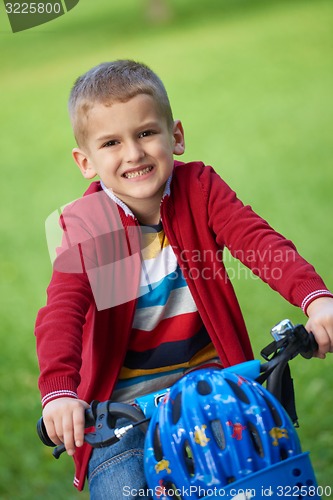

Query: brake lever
[260,320,318,362]
[37,400,149,458]
[83,401,149,448]
[49,401,119,457]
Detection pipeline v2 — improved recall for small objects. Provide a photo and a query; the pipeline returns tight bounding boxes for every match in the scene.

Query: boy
[35,60,333,498]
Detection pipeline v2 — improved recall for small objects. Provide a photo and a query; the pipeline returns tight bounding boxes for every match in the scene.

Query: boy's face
[72,94,184,222]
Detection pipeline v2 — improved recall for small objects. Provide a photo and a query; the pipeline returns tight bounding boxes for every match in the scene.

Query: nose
[124,140,145,163]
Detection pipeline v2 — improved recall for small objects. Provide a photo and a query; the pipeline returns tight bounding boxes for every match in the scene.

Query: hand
[42,397,89,456]
[305,297,333,359]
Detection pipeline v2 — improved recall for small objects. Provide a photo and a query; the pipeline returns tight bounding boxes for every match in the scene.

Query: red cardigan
[35,161,331,490]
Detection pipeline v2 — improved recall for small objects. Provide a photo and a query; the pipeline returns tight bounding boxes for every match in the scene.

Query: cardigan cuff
[42,390,78,408]
[39,376,79,408]
[301,290,333,315]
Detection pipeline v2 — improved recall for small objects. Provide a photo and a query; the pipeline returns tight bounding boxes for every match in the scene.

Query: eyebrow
[96,134,118,143]
[96,121,162,143]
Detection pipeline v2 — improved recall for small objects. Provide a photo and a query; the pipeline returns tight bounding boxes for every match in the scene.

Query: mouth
[122,165,154,179]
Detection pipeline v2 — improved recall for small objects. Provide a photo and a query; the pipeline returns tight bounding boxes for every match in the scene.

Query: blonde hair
[68,60,174,147]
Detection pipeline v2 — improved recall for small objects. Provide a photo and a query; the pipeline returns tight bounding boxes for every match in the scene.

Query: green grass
[1,0,333,498]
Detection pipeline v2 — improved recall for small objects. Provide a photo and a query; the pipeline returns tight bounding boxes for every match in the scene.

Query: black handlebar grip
[298,328,318,359]
[36,417,57,447]
[302,332,318,359]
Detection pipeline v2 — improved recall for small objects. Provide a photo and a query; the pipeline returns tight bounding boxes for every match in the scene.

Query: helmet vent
[183,440,195,477]
[172,392,182,425]
[197,380,212,395]
[225,379,250,404]
[164,481,183,499]
[153,423,164,462]
[262,394,283,427]
[210,419,226,449]
[248,421,264,457]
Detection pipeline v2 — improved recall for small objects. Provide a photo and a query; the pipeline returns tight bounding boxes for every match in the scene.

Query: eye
[103,139,119,147]
[139,130,156,139]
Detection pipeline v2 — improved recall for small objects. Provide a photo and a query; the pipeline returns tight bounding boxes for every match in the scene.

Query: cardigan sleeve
[35,189,108,406]
[35,199,96,407]
[200,165,333,312]
[35,269,93,407]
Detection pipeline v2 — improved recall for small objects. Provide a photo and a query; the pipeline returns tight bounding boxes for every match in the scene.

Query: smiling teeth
[124,166,153,179]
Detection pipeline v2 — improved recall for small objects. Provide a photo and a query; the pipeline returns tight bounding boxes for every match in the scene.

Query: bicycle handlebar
[256,322,317,424]
[37,400,148,458]
[37,320,318,458]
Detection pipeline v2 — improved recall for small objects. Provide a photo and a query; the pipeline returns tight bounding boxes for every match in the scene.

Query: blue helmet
[144,368,302,498]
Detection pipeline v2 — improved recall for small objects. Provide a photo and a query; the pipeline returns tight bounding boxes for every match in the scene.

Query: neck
[122,183,167,225]
[132,201,161,225]
[100,179,168,225]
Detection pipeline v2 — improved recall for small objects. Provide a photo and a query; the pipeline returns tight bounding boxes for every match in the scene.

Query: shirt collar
[100,175,172,219]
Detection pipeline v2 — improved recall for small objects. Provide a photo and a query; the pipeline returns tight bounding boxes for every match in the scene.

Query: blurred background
[1,0,332,498]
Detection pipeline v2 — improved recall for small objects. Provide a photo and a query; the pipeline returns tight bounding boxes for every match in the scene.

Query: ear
[72,148,97,179]
[172,120,185,156]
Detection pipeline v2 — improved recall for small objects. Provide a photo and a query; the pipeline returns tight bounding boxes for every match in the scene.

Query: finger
[73,405,86,448]
[62,414,76,456]
[43,417,63,446]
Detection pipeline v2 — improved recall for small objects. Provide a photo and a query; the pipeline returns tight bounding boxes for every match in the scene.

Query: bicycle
[37,320,323,499]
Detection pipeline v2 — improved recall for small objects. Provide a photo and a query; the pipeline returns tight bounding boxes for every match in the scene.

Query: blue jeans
[87,419,153,499]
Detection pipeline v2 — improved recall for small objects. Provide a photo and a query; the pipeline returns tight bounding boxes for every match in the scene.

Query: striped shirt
[111,221,219,403]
